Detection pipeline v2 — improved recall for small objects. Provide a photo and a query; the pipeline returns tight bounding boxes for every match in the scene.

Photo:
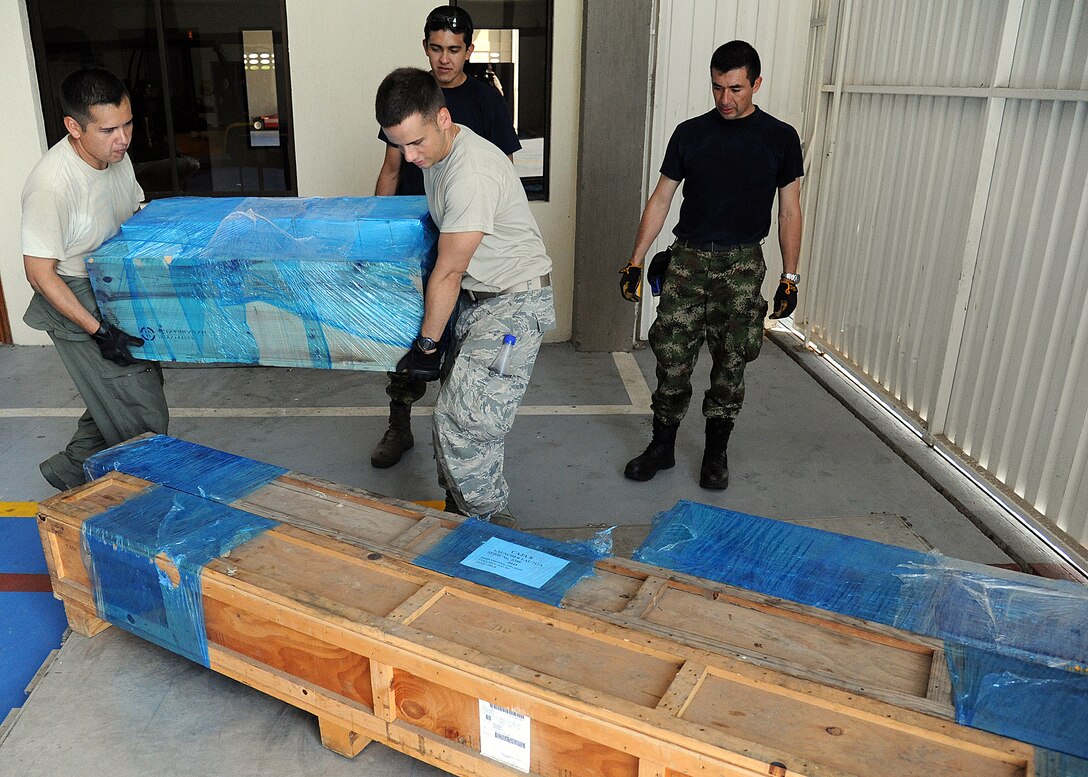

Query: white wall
[0,0,581,344]
[1,0,49,345]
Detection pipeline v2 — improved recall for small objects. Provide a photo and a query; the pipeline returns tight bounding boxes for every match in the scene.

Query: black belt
[463,274,551,303]
[676,238,761,253]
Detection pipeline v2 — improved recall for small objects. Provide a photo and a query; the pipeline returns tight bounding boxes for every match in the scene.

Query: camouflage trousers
[648,241,767,425]
[434,287,556,517]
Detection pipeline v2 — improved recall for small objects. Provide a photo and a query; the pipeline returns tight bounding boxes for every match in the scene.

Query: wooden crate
[37,472,1037,777]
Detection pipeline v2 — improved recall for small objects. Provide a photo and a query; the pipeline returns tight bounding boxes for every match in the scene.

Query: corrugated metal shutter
[803,0,1088,545]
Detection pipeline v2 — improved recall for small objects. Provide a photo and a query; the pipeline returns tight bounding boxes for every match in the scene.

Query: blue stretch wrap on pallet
[85,435,287,503]
[633,500,1088,758]
[86,196,437,370]
[81,486,277,667]
[413,519,612,607]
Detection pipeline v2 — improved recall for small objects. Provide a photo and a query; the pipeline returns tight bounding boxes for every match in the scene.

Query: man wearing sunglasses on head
[371,4,522,470]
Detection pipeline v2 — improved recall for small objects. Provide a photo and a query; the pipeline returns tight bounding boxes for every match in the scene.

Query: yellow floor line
[1,502,39,517]
[413,500,445,511]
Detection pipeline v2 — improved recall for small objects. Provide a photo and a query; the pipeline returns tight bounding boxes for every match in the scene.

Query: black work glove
[769,278,798,319]
[619,261,642,302]
[91,322,144,366]
[395,339,443,381]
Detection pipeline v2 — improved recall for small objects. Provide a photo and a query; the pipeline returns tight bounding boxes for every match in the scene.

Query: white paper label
[460,537,569,589]
[479,700,531,772]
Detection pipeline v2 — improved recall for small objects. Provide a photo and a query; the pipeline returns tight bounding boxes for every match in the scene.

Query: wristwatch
[415,336,437,352]
[781,272,801,283]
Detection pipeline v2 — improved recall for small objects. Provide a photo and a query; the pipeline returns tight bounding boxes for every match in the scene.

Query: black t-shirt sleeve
[659,125,685,182]
[777,123,804,187]
[478,84,522,155]
[378,126,391,145]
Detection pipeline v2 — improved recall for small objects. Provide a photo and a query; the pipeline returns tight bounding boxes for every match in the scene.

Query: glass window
[27,0,296,198]
[460,0,552,201]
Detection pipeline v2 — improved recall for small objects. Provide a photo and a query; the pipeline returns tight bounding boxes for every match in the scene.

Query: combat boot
[371,402,413,468]
[700,417,734,490]
[624,418,679,481]
[443,489,465,515]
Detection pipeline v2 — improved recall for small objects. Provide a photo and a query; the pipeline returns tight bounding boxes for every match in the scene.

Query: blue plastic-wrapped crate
[86,196,437,370]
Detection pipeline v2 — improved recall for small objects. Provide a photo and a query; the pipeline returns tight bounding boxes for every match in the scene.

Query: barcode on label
[492,704,525,720]
[495,733,527,748]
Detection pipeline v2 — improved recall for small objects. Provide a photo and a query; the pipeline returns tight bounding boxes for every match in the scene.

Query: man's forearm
[778,210,801,275]
[630,199,670,266]
[420,271,463,343]
[24,259,100,333]
[375,169,398,196]
[629,176,681,265]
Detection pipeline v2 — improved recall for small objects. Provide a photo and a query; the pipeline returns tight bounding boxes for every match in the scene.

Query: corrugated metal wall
[639,0,810,337]
[803,0,1088,545]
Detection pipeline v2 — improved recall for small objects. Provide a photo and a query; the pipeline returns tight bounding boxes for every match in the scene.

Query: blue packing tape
[81,485,277,666]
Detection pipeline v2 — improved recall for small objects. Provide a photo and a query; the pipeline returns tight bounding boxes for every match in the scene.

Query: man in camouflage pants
[377,67,554,526]
[618,40,804,490]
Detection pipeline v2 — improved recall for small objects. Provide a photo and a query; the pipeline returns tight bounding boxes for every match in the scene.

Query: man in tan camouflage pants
[619,41,804,490]
[377,67,554,527]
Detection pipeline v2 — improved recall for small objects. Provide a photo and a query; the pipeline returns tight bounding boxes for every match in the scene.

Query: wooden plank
[655,661,707,717]
[318,718,371,758]
[36,471,1038,777]
[623,576,671,617]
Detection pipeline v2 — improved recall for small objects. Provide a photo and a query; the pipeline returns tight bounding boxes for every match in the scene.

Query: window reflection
[461,0,551,200]
[28,0,295,197]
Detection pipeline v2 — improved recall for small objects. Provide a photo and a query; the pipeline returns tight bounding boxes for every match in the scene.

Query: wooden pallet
[37,471,1037,777]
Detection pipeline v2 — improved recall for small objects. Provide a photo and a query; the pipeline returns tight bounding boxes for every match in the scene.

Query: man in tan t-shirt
[22,68,168,490]
[375,67,555,526]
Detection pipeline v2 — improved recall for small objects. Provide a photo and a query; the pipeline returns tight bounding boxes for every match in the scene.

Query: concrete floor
[0,335,1019,775]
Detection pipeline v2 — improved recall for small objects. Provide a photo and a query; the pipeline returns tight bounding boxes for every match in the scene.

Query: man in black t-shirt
[371,4,522,470]
[619,40,804,491]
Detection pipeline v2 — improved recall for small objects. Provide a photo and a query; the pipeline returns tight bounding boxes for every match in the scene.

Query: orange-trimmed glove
[769,275,799,319]
[619,261,642,302]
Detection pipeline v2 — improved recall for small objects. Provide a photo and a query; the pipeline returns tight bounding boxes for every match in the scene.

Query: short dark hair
[710,40,761,85]
[60,68,129,129]
[376,67,446,128]
[424,4,474,48]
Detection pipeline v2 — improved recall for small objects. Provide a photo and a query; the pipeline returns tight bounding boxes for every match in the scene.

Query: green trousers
[24,277,169,488]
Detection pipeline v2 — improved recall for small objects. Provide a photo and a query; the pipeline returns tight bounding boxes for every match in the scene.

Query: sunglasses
[427,9,465,30]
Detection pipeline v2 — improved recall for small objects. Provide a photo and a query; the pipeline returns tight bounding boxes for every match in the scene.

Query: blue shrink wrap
[87,196,437,370]
[633,500,1088,758]
[84,434,287,503]
[82,485,277,667]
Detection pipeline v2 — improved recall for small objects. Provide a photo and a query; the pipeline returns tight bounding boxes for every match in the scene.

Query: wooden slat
[622,576,671,617]
[655,661,707,718]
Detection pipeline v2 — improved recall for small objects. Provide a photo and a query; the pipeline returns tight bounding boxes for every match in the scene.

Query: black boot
[371,402,414,468]
[443,489,465,515]
[700,417,733,490]
[624,418,679,481]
